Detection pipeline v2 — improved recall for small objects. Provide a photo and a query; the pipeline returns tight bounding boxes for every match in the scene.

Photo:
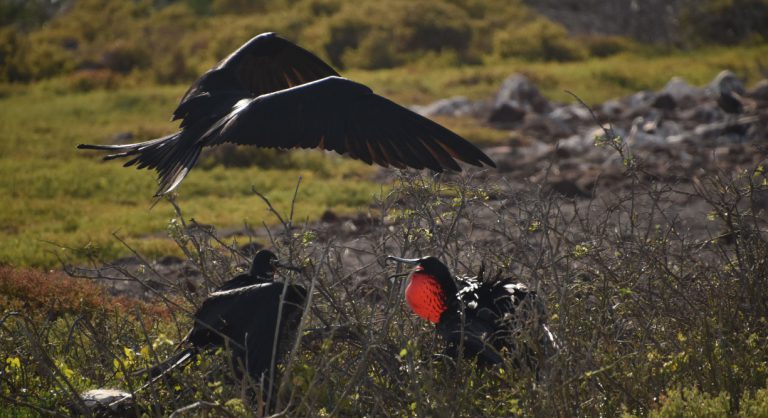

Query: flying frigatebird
[78,32,496,196]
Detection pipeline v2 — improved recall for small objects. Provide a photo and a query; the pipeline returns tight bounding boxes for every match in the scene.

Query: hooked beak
[386,255,422,265]
[272,259,302,272]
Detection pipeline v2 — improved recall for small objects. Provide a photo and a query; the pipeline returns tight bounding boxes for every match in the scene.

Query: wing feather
[201,76,495,171]
[174,32,339,121]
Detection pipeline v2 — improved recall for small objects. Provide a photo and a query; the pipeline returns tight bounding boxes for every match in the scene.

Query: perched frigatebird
[216,248,284,291]
[149,250,306,390]
[78,32,496,196]
[387,255,557,369]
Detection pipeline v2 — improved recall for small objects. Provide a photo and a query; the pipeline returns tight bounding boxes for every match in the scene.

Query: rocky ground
[415,69,768,198]
[74,69,768,299]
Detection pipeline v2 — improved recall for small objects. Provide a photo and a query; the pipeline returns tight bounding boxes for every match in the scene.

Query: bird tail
[77,132,202,196]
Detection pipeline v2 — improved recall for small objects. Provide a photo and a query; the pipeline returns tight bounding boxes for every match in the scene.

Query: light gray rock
[557,134,593,156]
[548,104,593,124]
[521,113,575,139]
[494,73,552,114]
[600,99,624,119]
[412,96,489,118]
[660,76,704,107]
[709,70,745,95]
[625,91,657,109]
[747,79,768,101]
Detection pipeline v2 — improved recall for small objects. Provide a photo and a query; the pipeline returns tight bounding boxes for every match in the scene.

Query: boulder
[412,96,489,118]
[651,93,677,111]
[557,134,593,157]
[660,77,704,108]
[747,79,768,101]
[488,103,526,125]
[599,99,624,119]
[494,73,552,114]
[548,104,593,125]
[709,70,745,95]
[624,91,657,109]
[521,113,575,139]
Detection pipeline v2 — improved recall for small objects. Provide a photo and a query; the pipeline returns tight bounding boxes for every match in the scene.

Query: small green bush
[100,40,150,74]
[65,69,122,92]
[492,18,588,62]
[341,29,401,69]
[679,0,768,45]
[740,387,768,418]
[649,387,731,418]
[639,385,768,417]
[0,26,25,82]
[579,34,638,58]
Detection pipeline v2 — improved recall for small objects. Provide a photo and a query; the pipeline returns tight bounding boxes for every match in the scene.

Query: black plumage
[216,249,290,291]
[387,255,557,369]
[78,32,496,196]
[151,250,306,389]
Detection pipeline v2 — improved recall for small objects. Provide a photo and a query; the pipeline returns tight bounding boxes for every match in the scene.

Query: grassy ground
[1,44,766,267]
[0,85,380,267]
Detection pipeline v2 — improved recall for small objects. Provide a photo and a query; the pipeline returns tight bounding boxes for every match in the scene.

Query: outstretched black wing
[79,32,340,195]
[200,76,497,171]
[174,32,339,124]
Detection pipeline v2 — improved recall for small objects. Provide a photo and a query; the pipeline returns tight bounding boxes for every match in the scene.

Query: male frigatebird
[78,32,496,196]
[387,255,557,369]
[150,250,306,390]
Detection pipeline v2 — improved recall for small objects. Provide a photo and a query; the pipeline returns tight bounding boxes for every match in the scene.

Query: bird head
[250,250,301,277]
[386,255,458,323]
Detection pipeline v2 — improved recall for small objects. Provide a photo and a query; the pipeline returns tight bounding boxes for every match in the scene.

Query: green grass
[1,44,766,267]
[0,85,380,267]
[349,44,768,104]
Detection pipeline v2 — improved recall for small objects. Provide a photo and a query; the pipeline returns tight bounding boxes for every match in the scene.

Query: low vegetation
[2,138,767,415]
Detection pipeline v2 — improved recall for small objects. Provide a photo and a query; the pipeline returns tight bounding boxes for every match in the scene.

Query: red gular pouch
[405,266,449,323]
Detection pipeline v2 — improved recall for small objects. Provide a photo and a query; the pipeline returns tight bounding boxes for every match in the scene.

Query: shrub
[65,68,122,92]
[100,40,150,74]
[0,266,166,319]
[318,0,472,69]
[579,34,638,58]
[0,0,58,29]
[740,387,768,417]
[492,18,588,61]
[678,0,768,45]
[0,26,25,82]
[649,387,731,418]
[340,29,401,69]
